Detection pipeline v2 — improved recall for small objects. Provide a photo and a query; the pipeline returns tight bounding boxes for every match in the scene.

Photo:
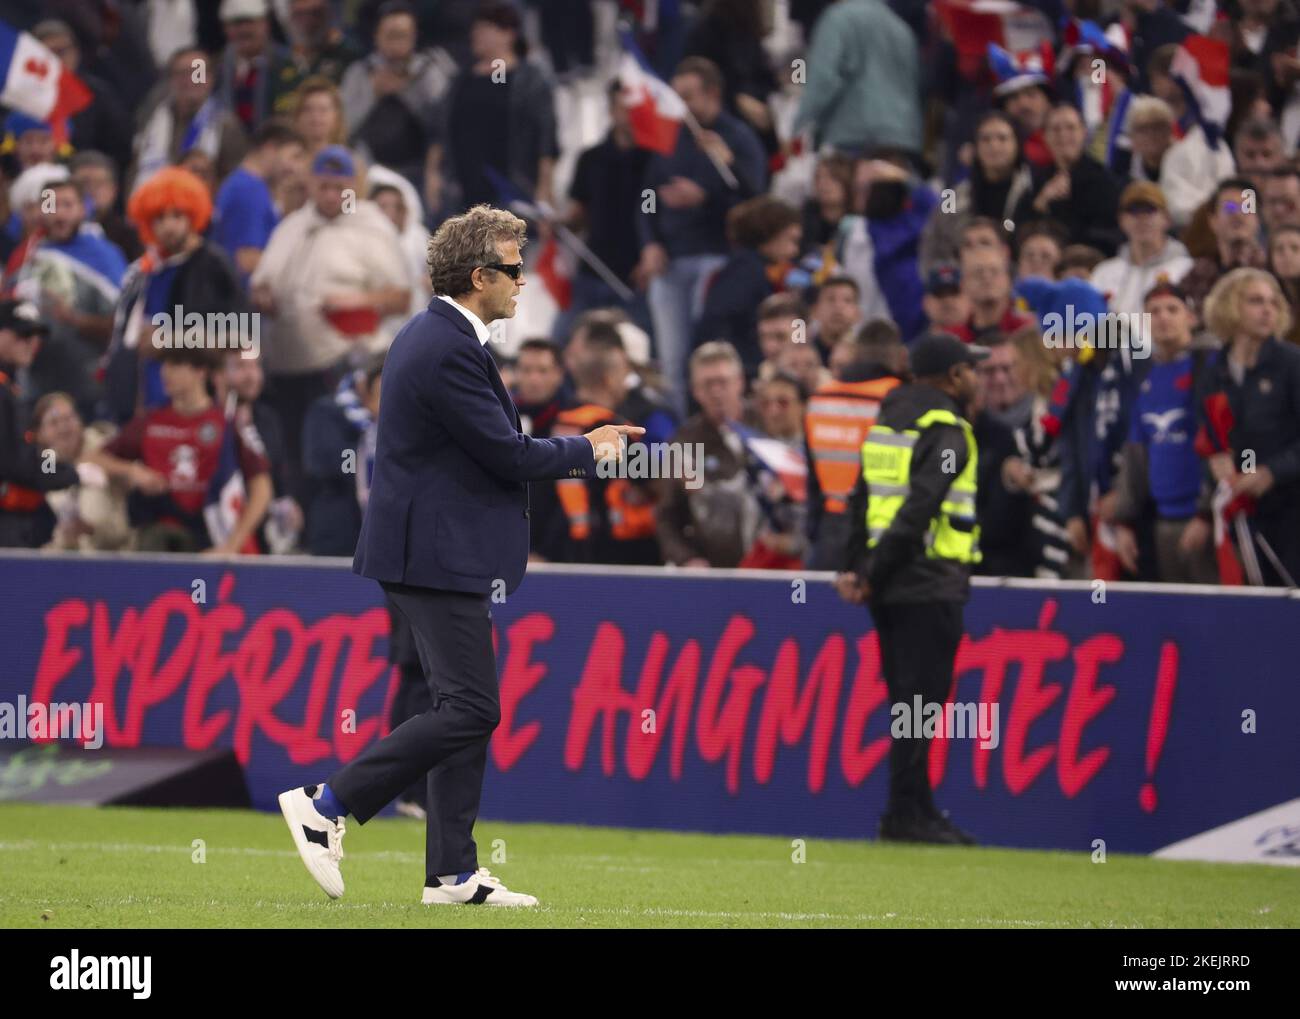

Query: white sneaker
[421,868,538,907]
[394,800,427,821]
[278,785,346,899]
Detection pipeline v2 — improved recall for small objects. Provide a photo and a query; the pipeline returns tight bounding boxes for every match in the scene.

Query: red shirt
[106,404,270,516]
[949,307,1034,345]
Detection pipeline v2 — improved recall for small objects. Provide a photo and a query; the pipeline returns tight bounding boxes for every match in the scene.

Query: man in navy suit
[278,205,643,906]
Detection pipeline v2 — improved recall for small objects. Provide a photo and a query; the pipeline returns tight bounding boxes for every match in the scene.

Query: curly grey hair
[426,204,527,297]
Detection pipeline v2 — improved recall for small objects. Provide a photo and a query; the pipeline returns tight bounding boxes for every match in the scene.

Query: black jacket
[0,365,78,548]
[842,382,974,604]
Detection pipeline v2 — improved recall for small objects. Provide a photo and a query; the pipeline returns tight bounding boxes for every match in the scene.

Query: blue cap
[311,145,356,178]
[4,111,51,138]
[926,263,961,295]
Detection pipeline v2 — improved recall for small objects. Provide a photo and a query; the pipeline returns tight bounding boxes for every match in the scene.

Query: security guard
[834,332,988,845]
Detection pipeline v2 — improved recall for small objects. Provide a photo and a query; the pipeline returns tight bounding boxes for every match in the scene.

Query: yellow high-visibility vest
[861,408,981,564]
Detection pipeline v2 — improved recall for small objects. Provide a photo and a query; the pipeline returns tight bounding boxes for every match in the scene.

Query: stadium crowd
[1,0,1298,587]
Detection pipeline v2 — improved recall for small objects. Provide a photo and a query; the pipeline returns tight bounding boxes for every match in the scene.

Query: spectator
[1091,181,1193,316]
[694,195,802,375]
[10,177,128,417]
[178,149,221,198]
[87,344,272,554]
[753,293,810,381]
[69,152,144,263]
[105,167,246,422]
[30,19,132,176]
[2,114,59,175]
[369,182,433,312]
[634,56,766,410]
[212,120,307,288]
[809,276,863,362]
[922,110,1034,273]
[1016,220,1068,281]
[4,162,69,283]
[1233,117,1286,179]
[773,332,833,394]
[33,392,131,551]
[656,341,760,567]
[1110,281,1217,583]
[512,337,575,562]
[564,313,678,448]
[738,371,809,569]
[953,245,1033,343]
[793,0,922,158]
[921,264,970,336]
[1124,95,1177,183]
[215,0,303,134]
[284,0,365,83]
[1269,223,1300,344]
[340,1,456,189]
[302,353,384,556]
[801,153,854,255]
[290,77,349,159]
[1180,176,1268,319]
[439,1,559,211]
[1198,267,1300,586]
[250,145,410,505]
[1262,166,1300,237]
[991,46,1054,170]
[683,0,780,155]
[1015,103,1121,255]
[0,301,80,548]
[1058,243,1107,280]
[555,81,653,338]
[132,45,250,192]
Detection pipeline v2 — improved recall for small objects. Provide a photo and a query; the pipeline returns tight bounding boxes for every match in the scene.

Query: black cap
[909,331,989,377]
[1143,278,1187,305]
[926,263,961,295]
[0,299,48,336]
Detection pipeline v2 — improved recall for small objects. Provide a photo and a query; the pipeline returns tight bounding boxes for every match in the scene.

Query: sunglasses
[482,261,524,281]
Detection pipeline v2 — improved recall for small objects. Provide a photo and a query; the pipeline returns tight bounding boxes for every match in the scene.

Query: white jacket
[1091,238,1194,316]
[1159,124,1236,228]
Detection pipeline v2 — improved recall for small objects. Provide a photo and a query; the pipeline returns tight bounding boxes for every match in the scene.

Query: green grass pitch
[0,804,1294,928]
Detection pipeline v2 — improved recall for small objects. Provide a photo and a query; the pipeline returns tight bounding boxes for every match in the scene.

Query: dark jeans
[391,661,433,806]
[328,581,498,881]
[870,600,964,821]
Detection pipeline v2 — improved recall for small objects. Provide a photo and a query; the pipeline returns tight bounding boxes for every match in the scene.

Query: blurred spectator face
[1017,234,1060,279]
[775,341,824,394]
[757,316,797,362]
[376,12,417,63]
[1129,116,1173,166]
[0,325,41,368]
[672,72,723,125]
[1237,279,1280,340]
[562,326,589,377]
[975,117,1017,177]
[15,127,55,169]
[1236,131,1284,177]
[42,183,84,243]
[34,395,82,463]
[961,222,1005,257]
[976,343,1025,411]
[813,161,849,209]
[1149,71,1182,111]
[608,90,632,137]
[1045,106,1086,166]
[312,173,354,219]
[38,28,80,72]
[756,378,802,437]
[690,358,744,424]
[516,346,564,405]
[961,248,1011,309]
[1271,229,1300,277]
[1145,293,1192,353]
[812,283,860,342]
[170,51,213,116]
[225,355,265,402]
[1004,86,1049,135]
[179,150,218,196]
[270,141,308,188]
[760,223,801,263]
[1241,0,1278,19]
[224,16,270,60]
[470,19,515,63]
[161,360,206,401]
[1263,173,1300,233]
[296,91,340,148]
[151,208,195,256]
[1119,201,1170,250]
[1212,186,1261,245]
[828,338,859,378]
[373,188,407,232]
[922,289,970,329]
[72,162,117,217]
[289,0,331,47]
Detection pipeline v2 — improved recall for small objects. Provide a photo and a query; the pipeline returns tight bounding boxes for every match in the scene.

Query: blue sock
[312,783,348,821]
[434,871,475,886]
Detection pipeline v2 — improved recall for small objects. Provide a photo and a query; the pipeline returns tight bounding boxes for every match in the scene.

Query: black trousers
[329,581,499,881]
[869,600,964,821]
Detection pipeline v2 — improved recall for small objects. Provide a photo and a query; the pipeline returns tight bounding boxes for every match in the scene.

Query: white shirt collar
[437,294,491,346]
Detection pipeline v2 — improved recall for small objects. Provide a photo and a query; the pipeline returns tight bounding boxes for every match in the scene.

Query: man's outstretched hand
[833,571,871,604]
[585,424,646,464]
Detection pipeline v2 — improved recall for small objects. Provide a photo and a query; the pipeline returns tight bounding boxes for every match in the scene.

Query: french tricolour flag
[618,30,687,156]
[0,20,91,144]
[934,0,1052,76]
[1171,34,1230,147]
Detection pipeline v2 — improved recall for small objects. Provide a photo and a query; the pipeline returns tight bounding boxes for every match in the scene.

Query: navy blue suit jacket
[353,297,597,594]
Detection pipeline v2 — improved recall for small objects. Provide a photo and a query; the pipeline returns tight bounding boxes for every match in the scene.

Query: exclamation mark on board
[1139,640,1179,813]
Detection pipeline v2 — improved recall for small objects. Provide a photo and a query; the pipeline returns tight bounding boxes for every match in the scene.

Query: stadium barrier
[2,552,1297,856]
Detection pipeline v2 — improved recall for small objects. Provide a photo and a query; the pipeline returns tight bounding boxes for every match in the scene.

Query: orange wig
[128,166,213,248]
